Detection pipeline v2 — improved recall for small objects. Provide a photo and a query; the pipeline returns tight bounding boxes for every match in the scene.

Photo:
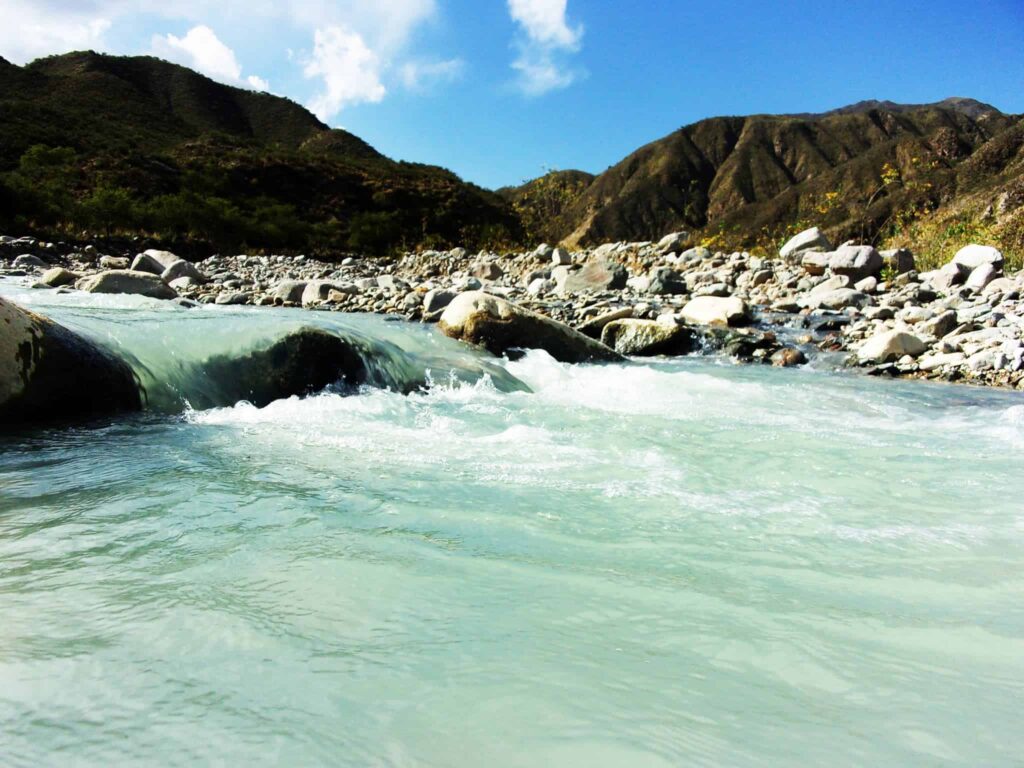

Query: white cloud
[303,26,386,121]
[399,58,464,91]
[246,75,270,91]
[0,0,456,118]
[507,0,583,95]
[508,0,581,49]
[0,1,111,64]
[296,0,442,119]
[151,25,269,91]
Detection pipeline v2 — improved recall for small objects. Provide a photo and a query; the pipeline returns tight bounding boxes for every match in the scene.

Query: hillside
[0,51,517,255]
[517,99,1022,261]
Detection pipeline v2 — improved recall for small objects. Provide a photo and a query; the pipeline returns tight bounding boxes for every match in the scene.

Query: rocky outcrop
[1,297,141,425]
[439,292,623,363]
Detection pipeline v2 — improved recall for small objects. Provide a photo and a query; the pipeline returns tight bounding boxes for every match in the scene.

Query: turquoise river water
[1,280,1023,766]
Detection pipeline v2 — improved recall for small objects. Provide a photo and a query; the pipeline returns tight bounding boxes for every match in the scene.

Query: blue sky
[1,0,1022,189]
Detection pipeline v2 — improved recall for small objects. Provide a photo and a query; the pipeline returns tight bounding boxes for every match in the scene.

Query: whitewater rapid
[1,278,1023,766]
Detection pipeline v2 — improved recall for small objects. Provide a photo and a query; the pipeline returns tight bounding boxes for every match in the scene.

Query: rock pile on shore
[2,229,1022,390]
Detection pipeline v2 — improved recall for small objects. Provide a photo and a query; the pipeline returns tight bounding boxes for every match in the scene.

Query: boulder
[215,292,252,305]
[780,227,833,260]
[40,267,80,287]
[422,289,457,314]
[952,244,1003,271]
[857,330,927,365]
[647,267,687,295]
[919,310,958,339]
[880,248,915,274]
[161,259,207,284]
[801,252,830,276]
[377,275,409,292]
[131,250,181,275]
[924,262,969,293]
[76,270,178,300]
[656,231,689,254]
[827,245,883,282]
[551,247,572,266]
[302,281,355,306]
[680,296,749,327]
[270,280,308,304]
[533,243,554,260]
[560,258,627,294]
[965,263,998,291]
[12,254,46,270]
[679,246,712,262]
[438,291,622,363]
[0,296,141,425]
[801,288,870,310]
[470,262,504,281]
[600,319,697,356]
[576,307,634,339]
[98,255,129,270]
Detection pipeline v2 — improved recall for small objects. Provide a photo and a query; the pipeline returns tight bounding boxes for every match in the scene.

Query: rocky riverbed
[2,228,1023,390]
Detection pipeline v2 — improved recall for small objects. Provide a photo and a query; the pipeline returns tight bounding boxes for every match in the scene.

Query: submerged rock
[439,291,623,363]
[197,328,370,409]
[76,270,178,300]
[0,296,141,425]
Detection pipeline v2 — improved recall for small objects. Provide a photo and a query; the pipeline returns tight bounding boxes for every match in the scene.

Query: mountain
[0,51,517,254]
[516,99,1022,260]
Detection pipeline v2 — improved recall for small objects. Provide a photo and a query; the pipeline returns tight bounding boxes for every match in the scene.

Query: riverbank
[3,229,1022,391]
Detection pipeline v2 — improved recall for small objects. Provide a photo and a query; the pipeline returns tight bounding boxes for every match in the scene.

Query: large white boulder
[951,244,1003,271]
[439,292,622,363]
[780,227,833,260]
[857,330,927,364]
[680,296,749,327]
[76,270,178,300]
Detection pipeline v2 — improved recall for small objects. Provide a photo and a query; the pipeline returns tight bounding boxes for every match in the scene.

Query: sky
[1,0,1022,189]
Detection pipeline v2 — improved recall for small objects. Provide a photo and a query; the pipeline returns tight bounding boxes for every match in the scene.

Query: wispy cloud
[507,0,583,95]
[399,58,465,91]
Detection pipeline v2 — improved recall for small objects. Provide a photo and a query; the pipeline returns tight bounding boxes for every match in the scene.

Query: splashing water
[1,279,1023,766]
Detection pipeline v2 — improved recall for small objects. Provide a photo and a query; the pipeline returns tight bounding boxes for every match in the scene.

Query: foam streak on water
[1,281,1024,766]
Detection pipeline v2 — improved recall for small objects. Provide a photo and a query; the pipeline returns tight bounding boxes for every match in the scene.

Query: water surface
[1,281,1023,766]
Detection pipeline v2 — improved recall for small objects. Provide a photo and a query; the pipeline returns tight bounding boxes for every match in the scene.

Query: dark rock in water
[439,291,623,363]
[0,296,142,426]
[601,319,697,356]
[701,327,782,362]
[197,328,369,408]
[771,347,808,367]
